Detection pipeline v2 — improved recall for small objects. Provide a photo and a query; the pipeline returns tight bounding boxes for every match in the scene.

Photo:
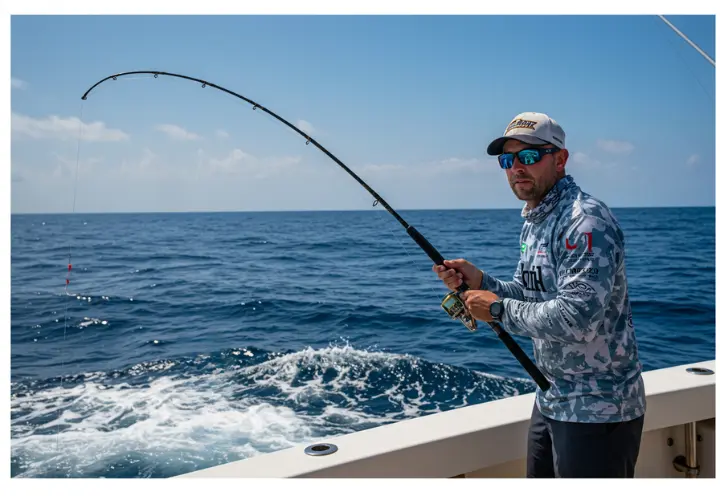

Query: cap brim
[486,134,549,156]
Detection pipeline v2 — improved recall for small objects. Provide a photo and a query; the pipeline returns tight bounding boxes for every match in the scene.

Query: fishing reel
[440,291,477,331]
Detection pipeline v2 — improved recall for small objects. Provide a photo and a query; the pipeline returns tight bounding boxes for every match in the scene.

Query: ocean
[10,206,715,478]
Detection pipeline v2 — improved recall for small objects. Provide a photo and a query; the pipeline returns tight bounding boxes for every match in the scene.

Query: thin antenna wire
[658,15,715,67]
[655,16,714,102]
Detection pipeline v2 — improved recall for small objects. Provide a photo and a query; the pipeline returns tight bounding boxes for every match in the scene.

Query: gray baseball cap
[486,112,566,155]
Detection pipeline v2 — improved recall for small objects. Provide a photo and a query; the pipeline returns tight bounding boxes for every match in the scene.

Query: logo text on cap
[505,118,538,134]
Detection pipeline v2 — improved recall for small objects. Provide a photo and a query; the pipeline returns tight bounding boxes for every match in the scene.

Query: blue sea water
[10,207,715,478]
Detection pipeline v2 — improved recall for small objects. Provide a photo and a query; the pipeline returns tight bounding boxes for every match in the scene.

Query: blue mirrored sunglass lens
[499,154,514,169]
[517,150,541,164]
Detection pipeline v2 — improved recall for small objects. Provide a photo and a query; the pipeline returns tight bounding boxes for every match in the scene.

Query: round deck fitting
[304,443,338,456]
[686,367,714,375]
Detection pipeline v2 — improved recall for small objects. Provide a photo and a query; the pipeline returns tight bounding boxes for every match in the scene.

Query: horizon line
[10,203,715,216]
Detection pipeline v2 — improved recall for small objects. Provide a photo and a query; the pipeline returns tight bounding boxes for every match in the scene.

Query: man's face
[502,139,567,208]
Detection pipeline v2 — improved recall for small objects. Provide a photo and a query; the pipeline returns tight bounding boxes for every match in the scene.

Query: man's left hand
[459,290,499,322]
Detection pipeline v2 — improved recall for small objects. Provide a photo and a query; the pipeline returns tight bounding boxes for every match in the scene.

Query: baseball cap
[486,112,566,155]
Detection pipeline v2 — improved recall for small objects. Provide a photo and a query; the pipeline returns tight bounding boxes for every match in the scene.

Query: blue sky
[10,14,716,213]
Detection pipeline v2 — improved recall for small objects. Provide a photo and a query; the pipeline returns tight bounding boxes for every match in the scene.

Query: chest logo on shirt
[521,263,546,292]
[521,242,549,257]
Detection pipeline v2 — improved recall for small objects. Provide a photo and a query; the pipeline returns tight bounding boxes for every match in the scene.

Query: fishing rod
[80,70,550,391]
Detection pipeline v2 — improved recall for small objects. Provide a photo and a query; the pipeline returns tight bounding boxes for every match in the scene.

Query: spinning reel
[440,290,477,331]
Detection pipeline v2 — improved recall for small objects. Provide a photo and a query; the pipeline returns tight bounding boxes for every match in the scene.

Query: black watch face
[491,302,502,317]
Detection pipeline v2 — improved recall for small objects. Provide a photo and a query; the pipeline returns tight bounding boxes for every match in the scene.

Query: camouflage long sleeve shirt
[481,175,646,423]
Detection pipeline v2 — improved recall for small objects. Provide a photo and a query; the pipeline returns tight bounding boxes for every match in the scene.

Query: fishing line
[79,70,550,391]
[57,100,85,452]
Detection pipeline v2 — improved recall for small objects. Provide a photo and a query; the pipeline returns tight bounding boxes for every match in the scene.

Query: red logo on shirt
[566,232,592,251]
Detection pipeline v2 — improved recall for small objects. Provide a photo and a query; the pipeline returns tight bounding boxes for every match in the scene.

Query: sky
[9,13,717,213]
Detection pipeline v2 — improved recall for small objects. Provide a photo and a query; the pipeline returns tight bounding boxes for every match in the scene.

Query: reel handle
[406,225,551,392]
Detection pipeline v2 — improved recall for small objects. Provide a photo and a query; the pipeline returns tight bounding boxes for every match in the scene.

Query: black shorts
[526,401,644,478]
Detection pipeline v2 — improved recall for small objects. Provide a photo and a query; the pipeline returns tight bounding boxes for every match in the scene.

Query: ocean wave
[10,343,530,478]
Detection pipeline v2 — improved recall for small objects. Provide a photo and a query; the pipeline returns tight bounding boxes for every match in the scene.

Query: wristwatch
[489,298,504,321]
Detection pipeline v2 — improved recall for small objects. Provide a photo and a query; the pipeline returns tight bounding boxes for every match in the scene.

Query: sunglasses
[498,147,560,170]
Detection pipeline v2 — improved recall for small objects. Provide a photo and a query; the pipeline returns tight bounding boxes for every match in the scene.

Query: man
[433,112,646,478]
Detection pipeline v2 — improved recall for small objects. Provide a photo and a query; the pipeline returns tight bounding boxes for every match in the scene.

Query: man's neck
[526,175,564,208]
[525,190,550,209]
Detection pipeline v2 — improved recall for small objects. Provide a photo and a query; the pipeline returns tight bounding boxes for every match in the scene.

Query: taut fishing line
[57,100,85,451]
[78,70,550,391]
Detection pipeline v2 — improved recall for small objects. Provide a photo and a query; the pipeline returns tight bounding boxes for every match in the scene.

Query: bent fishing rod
[80,70,550,391]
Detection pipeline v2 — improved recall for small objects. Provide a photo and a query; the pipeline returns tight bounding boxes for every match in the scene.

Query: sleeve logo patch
[565,231,592,251]
[564,231,594,259]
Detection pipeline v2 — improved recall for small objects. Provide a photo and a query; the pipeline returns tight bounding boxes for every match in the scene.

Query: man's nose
[509,159,526,174]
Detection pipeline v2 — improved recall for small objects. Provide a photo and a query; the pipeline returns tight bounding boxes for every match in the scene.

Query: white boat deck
[177,360,716,478]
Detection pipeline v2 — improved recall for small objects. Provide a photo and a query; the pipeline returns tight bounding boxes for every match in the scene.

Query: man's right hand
[432,259,483,291]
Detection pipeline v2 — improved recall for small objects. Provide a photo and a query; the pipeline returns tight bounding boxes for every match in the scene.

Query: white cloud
[139,148,158,169]
[208,148,250,171]
[216,129,229,139]
[207,148,302,178]
[106,148,173,182]
[358,163,405,173]
[11,113,128,142]
[56,152,103,172]
[687,154,700,166]
[357,157,496,178]
[155,124,201,140]
[296,119,315,135]
[11,78,27,89]
[571,152,602,168]
[597,139,634,154]
[437,157,496,172]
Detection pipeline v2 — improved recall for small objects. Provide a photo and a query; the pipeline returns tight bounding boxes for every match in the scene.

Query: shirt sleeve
[480,261,526,301]
[499,213,622,343]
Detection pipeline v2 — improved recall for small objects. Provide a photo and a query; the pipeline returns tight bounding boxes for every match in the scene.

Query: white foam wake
[12,374,323,477]
[11,344,525,478]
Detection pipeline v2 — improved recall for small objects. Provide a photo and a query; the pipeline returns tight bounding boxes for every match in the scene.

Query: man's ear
[555,149,569,171]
